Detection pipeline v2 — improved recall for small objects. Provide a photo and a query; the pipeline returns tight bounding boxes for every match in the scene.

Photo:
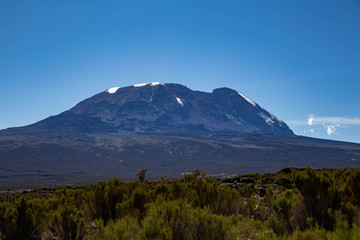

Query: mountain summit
[6,83,293,136]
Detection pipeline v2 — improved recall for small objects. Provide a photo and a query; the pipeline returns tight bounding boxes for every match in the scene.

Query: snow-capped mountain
[9,83,292,136]
[2,83,359,187]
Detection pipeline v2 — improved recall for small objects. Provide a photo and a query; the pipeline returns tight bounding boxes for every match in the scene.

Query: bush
[272,189,298,233]
[0,198,42,240]
[86,178,125,224]
[139,200,232,240]
[49,201,87,240]
[89,217,139,240]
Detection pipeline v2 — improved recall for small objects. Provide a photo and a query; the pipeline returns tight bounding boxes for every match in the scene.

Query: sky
[1,0,359,143]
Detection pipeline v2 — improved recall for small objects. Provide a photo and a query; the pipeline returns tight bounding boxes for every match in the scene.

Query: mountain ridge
[1,83,293,136]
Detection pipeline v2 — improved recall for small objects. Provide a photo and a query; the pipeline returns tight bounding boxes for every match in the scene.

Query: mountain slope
[0,132,359,187]
[1,83,293,136]
[1,83,359,187]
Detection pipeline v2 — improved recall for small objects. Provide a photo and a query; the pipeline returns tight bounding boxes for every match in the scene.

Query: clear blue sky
[1,0,359,143]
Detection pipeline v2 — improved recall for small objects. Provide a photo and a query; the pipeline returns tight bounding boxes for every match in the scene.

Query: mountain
[2,83,293,136]
[0,83,359,188]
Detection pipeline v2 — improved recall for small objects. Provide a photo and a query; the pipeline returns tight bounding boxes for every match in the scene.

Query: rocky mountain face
[2,83,293,136]
[1,83,359,188]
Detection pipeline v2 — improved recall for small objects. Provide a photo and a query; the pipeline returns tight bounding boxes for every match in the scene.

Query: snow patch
[134,82,161,87]
[226,114,243,125]
[176,97,184,107]
[258,112,275,125]
[238,93,256,107]
[259,106,284,125]
[107,87,121,94]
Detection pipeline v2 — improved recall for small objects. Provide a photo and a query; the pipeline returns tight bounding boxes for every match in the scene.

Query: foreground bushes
[0,198,42,240]
[1,168,360,239]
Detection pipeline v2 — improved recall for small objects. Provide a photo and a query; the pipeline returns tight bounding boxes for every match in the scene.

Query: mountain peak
[133,82,162,87]
[72,83,294,135]
[212,87,238,95]
[106,82,164,94]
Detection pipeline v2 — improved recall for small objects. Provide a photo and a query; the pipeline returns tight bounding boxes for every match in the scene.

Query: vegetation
[1,168,360,239]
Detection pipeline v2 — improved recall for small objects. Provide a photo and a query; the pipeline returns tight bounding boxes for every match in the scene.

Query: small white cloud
[325,125,336,136]
[302,115,360,136]
[307,117,313,126]
[304,128,315,134]
[288,115,360,139]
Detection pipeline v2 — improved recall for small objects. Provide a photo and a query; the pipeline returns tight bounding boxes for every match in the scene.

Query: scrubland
[1,168,360,240]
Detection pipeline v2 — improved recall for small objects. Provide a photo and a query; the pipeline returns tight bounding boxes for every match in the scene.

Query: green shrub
[266,216,286,236]
[89,217,139,240]
[273,189,298,233]
[48,202,87,240]
[0,198,43,240]
[86,178,125,224]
